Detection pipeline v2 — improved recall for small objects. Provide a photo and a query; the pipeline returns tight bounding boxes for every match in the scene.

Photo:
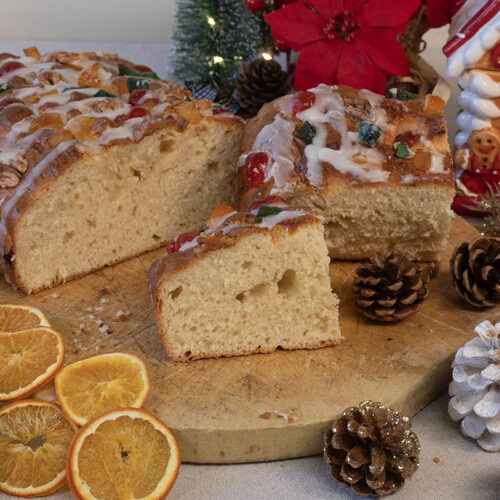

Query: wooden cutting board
[2,217,498,463]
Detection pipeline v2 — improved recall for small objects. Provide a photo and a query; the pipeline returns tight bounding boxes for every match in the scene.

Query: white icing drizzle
[99,124,135,145]
[253,115,296,188]
[257,209,309,228]
[244,84,450,188]
[447,4,500,77]
[297,85,389,184]
[428,152,448,174]
[176,208,310,253]
[178,211,237,252]
[401,173,417,184]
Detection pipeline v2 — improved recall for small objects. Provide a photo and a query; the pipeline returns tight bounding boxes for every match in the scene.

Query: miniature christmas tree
[171,0,272,105]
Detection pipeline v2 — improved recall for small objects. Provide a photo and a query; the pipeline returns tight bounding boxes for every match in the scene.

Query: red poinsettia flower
[265,0,421,93]
[425,0,461,28]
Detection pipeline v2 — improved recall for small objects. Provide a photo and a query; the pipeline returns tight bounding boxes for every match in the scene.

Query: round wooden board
[1,217,497,463]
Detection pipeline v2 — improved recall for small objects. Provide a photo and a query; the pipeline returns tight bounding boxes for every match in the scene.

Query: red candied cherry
[395,131,419,149]
[249,195,286,213]
[166,231,199,254]
[128,89,148,106]
[128,107,148,119]
[114,107,148,124]
[0,98,23,112]
[244,152,268,188]
[0,61,25,76]
[289,91,316,114]
[245,0,265,13]
[133,64,153,73]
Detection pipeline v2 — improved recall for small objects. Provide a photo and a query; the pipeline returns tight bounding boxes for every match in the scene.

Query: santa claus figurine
[441,0,500,216]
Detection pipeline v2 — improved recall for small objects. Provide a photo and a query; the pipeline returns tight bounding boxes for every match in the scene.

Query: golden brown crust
[162,335,339,362]
[238,85,454,211]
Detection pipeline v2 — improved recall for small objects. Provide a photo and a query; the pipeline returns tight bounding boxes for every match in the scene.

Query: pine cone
[449,320,500,452]
[235,58,291,114]
[450,237,500,308]
[353,252,429,322]
[324,401,420,497]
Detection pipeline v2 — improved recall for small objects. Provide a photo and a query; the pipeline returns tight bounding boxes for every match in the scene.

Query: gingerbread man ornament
[453,128,500,215]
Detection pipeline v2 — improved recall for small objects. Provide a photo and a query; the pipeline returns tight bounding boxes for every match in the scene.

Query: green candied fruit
[394,142,412,158]
[255,205,283,223]
[126,77,150,93]
[295,121,316,145]
[358,121,382,147]
[118,64,160,80]
[388,88,417,101]
[94,89,118,99]
[0,83,13,94]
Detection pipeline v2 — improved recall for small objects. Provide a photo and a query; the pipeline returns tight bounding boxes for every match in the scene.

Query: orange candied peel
[207,205,235,226]
[23,46,41,59]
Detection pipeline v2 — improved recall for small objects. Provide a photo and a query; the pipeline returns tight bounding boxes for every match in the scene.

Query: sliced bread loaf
[0,49,243,293]
[149,204,341,361]
[238,84,455,261]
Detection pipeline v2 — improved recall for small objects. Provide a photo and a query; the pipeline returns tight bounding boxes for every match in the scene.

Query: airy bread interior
[290,185,454,261]
[153,221,340,361]
[14,122,242,293]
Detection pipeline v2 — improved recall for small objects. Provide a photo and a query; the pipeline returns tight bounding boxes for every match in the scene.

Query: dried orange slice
[67,408,180,500]
[0,400,77,497]
[0,304,50,332]
[0,327,64,401]
[55,352,150,426]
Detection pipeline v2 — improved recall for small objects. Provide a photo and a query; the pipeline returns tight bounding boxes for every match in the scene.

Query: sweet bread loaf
[238,84,455,261]
[148,204,341,361]
[0,48,243,293]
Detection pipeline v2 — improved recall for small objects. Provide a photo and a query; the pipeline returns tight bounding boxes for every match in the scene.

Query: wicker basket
[391,5,450,102]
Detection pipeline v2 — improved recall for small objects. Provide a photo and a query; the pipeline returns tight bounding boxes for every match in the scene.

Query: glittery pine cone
[353,252,429,323]
[324,401,420,497]
[235,58,291,114]
[450,237,500,308]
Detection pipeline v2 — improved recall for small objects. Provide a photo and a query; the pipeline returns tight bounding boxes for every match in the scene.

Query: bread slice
[0,49,243,293]
[238,84,455,261]
[149,205,341,361]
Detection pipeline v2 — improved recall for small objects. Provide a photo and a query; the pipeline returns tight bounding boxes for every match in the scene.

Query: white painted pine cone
[448,320,500,452]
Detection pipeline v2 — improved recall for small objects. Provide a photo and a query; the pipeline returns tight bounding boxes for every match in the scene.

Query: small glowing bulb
[213,56,224,64]
[261,52,272,61]
[207,16,216,26]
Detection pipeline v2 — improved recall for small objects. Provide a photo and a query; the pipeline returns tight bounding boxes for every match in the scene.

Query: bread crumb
[98,324,110,334]
[274,410,296,423]
[115,310,130,321]
[259,412,273,420]
[51,293,60,298]
[433,457,441,464]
